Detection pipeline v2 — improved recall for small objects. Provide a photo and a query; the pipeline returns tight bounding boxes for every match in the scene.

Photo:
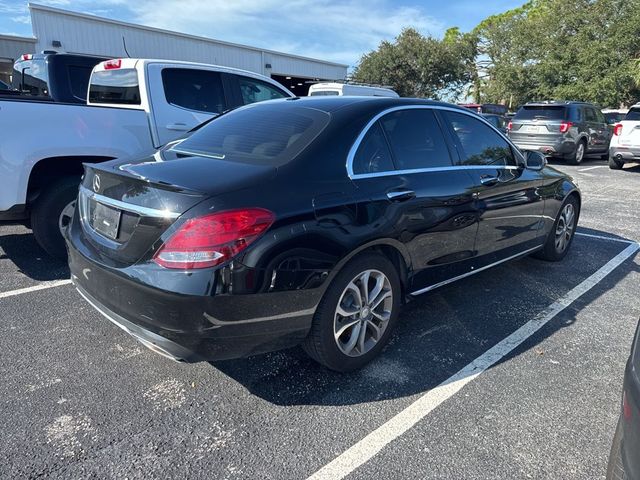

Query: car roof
[273,96,470,114]
[523,101,592,107]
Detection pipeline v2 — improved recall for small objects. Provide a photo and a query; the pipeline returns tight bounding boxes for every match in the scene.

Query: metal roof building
[0,3,348,94]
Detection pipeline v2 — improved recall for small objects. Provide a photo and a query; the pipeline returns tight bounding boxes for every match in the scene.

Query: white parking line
[0,279,72,299]
[307,241,640,480]
[575,232,635,244]
[579,166,607,172]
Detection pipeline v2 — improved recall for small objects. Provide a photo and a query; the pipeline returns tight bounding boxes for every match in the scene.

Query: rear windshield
[171,102,330,166]
[625,108,640,121]
[12,59,49,97]
[514,106,566,121]
[310,90,339,96]
[88,69,140,104]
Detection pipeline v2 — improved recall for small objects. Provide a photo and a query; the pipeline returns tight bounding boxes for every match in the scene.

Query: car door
[348,107,480,292]
[593,108,613,151]
[439,109,545,266]
[147,64,232,146]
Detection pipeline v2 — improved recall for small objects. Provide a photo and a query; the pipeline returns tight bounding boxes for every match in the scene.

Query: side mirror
[523,150,547,171]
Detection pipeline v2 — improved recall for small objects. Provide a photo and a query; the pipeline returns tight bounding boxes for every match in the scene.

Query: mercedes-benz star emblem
[92,174,101,193]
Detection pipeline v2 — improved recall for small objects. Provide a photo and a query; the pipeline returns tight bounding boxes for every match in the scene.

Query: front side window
[379,109,452,170]
[89,69,140,104]
[352,122,395,175]
[238,77,288,105]
[443,111,516,167]
[162,68,225,113]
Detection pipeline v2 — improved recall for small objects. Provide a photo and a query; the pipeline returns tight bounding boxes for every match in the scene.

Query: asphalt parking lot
[1,159,639,479]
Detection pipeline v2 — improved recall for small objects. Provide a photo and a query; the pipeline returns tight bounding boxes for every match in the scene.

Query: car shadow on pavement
[0,231,69,281]
[211,229,639,407]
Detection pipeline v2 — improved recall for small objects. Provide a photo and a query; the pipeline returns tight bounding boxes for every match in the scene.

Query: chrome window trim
[79,185,181,219]
[410,244,543,297]
[347,104,524,180]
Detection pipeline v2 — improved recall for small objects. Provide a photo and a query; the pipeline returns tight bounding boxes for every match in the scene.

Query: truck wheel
[566,140,586,165]
[609,156,623,170]
[302,252,401,372]
[31,176,81,259]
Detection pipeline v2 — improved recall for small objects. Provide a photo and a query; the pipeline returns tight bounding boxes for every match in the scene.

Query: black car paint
[65,97,580,362]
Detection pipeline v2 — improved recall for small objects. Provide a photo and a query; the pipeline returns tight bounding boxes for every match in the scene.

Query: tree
[352,28,476,100]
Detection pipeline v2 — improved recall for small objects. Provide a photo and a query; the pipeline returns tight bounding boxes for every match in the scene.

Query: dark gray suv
[508,101,612,164]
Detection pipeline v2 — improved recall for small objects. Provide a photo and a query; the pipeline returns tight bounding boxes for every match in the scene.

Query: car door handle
[166,123,189,131]
[480,175,500,186]
[386,190,415,201]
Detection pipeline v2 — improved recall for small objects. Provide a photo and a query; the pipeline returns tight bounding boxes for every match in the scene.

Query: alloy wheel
[58,200,76,233]
[575,142,585,163]
[555,203,575,254]
[333,269,393,357]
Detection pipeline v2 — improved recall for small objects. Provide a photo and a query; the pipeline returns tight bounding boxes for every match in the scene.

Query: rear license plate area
[90,201,121,240]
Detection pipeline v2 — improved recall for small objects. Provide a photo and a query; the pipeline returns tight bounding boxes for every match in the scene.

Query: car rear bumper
[509,136,574,157]
[610,145,640,164]
[66,237,318,362]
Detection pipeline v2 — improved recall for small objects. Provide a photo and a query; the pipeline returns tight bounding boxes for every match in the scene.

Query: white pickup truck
[0,58,293,257]
[609,103,640,169]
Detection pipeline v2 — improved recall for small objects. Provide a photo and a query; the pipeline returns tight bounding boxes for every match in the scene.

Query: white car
[608,104,640,169]
[308,82,399,97]
[0,58,293,257]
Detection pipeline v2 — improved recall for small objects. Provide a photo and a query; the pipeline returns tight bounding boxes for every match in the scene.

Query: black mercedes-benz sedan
[607,319,640,479]
[64,96,580,371]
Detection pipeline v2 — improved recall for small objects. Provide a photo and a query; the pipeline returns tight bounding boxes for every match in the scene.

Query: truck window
[67,65,94,101]
[162,68,226,114]
[309,91,339,96]
[89,69,141,104]
[12,59,49,97]
[238,77,288,104]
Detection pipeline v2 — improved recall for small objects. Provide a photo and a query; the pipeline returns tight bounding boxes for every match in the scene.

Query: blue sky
[0,0,524,66]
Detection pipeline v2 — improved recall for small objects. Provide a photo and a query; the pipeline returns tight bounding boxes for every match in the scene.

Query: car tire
[533,195,579,262]
[566,139,586,165]
[605,416,627,480]
[31,176,81,259]
[302,252,401,372]
[609,156,624,170]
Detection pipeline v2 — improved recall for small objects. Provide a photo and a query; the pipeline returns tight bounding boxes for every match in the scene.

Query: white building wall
[0,34,37,62]
[29,4,347,80]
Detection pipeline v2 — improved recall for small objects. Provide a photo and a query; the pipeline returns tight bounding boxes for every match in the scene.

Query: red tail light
[559,121,573,133]
[21,54,32,61]
[614,123,623,136]
[103,59,122,70]
[507,121,513,131]
[153,208,275,269]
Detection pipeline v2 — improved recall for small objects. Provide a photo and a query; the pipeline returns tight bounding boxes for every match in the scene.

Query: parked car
[308,82,399,97]
[459,103,508,115]
[65,97,580,371]
[606,318,640,479]
[608,104,640,169]
[7,52,108,103]
[507,101,613,164]
[482,113,509,133]
[602,108,629,125]
[0,58,293,258]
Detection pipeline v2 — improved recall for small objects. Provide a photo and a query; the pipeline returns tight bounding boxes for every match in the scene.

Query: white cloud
[11,15,31,24]
[128,0,444,66]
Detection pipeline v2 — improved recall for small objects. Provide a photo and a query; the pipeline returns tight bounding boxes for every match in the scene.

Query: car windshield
[170,101,330,166]
[515,106,566,120]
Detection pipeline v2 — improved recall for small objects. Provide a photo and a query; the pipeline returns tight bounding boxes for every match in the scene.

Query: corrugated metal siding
[31,6,347,80]
[0,35,36,61]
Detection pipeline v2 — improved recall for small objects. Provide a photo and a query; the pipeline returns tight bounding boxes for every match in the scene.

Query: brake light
[153,208,275,269]
[559,121,573,133]
[21,54,32,61]
[103,59,122,70]
[507,121,513,131]
[614,123,623,136]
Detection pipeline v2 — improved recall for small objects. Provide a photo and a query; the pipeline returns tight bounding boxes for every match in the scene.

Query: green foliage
[352,28,476,100]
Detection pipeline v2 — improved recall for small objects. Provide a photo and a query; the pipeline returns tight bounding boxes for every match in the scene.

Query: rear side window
[310,90,339,96]
[625,108,640,121]
[162,68,226,113]
[89,69,140,104]
[67,65,93,101]
[238,76,288,105]
[12,59,49,97]
[515,106,566,120]
[379,109,451,170]
[352,122,395,175]
[584,108,597,122]
[443,111,516,167]
[171,102,329,167]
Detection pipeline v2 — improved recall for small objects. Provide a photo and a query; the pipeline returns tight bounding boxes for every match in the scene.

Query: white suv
[609,104,640,169]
